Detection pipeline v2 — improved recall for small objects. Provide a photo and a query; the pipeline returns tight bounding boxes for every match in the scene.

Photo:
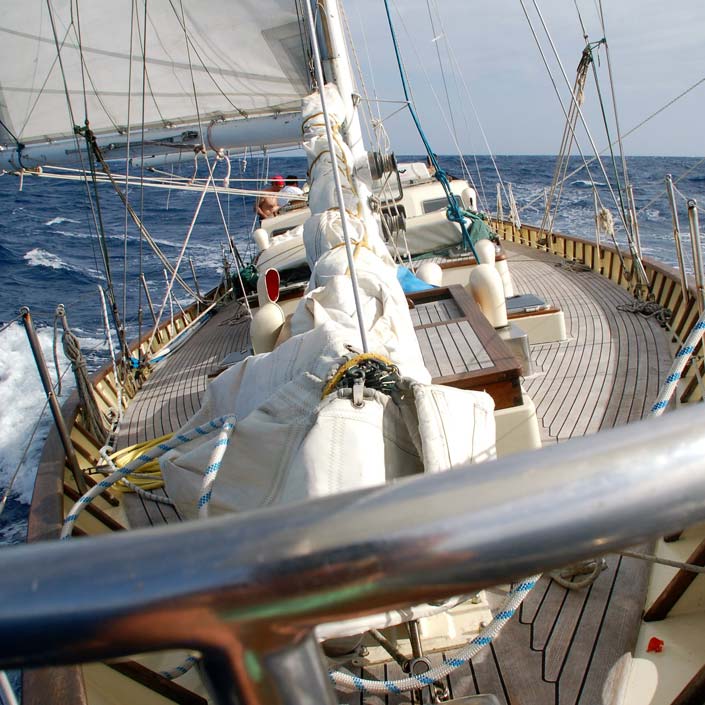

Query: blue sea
[1,153,704,546]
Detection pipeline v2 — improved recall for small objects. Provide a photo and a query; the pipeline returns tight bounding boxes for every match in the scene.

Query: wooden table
[409,285,523,410]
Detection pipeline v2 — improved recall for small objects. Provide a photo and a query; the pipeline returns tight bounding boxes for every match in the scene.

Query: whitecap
[45,216,80,226]
[0,323,74,504]
[24,248,68,270]
[571,179,606,188]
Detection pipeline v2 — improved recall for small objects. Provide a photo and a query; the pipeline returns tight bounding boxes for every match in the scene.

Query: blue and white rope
[330,575,540,694]
[650,314,705,417]
[61,415,237,539]
[198,417,236,519]
[159,654,199,680]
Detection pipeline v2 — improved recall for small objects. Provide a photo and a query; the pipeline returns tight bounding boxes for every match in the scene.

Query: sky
[345,0,705,156]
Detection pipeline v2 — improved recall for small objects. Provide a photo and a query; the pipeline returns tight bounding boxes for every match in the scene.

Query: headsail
[0,1,312,161]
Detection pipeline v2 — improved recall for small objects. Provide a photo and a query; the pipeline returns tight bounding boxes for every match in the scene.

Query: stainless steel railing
[2,404,705,704]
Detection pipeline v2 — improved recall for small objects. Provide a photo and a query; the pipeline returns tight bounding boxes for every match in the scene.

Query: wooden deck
[115,241,672,705]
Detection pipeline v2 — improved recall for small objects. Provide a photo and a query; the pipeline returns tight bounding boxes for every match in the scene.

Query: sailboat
[2,2,705,705]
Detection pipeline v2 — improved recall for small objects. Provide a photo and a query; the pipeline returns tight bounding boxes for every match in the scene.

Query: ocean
[1,153,704,545]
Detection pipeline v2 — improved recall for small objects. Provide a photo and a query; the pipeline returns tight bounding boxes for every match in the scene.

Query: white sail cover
[0,1,311,145]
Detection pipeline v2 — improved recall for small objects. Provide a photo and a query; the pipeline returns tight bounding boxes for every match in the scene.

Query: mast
[314,0,366,163]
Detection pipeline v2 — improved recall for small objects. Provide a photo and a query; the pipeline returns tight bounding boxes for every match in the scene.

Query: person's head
[285,174,299,186]
[271,174,285,190]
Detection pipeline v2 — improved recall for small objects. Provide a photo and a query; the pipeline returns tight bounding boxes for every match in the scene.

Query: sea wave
[23,247,105,282]
[0,323,73,505]
[45,216,80,226]
[24,247,69,270]
[571,179,607,188]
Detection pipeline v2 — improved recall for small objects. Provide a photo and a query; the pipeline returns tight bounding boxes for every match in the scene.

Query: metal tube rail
[3,405,705,703]
[688,198,705,314]
[20,307,87,493]
[666,175,690,301]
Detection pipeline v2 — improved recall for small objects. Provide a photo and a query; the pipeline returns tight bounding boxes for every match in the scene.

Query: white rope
[21,168,291,201]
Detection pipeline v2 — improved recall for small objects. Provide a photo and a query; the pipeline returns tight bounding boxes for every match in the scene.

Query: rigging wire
[45,0,129,353]
[138,0,149,365]
[526,0,649,300]
[518,74,705,215]
[517,0,639,287]
[144,156,216,353]
[417,2,501,211]
[123,0,138,331]
[381,0,478,259]
[425,0,459,161]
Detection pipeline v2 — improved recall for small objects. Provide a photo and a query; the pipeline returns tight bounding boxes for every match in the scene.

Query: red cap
[272,174,285,187]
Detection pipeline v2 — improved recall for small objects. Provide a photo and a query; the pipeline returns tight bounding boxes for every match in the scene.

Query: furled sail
[0,0,311,148]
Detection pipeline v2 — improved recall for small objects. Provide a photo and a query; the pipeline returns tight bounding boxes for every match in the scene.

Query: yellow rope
[321,353,396,399]
[107,433,172,492]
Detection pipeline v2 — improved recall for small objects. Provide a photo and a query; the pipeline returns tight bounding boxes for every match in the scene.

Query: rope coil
[321,353,399,399]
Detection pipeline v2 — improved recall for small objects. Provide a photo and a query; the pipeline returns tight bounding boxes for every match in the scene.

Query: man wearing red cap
[255,175,285,220]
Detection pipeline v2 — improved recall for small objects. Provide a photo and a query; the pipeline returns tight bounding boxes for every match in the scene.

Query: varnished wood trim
[63,484,126,533]
[643,537,705,621]
[670,662,705,705]
[106,661,207,705]
[23,667,87,705]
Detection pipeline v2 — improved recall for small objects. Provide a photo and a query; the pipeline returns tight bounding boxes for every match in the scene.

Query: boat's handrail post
[626,184,642,259]
[189,256,202,312]
[19,307,87,493]
[666,174,690,302]
[593,189,602,270]
[687,198,705,315]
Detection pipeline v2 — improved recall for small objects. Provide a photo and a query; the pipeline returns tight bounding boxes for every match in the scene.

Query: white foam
[45,216,80,226]
[24,248,68,270]
[0,323,73,504]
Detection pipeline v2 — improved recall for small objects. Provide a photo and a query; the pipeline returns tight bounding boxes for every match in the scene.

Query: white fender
[468,263,508,328]
[495,258,515,298]
[416,262,443,287]
[250,302,286,354]
[474,238,496,265]
[461,187,476,211]
[253,228,270,252]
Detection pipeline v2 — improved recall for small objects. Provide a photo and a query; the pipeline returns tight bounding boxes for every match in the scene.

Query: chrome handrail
[3,405,705,704]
